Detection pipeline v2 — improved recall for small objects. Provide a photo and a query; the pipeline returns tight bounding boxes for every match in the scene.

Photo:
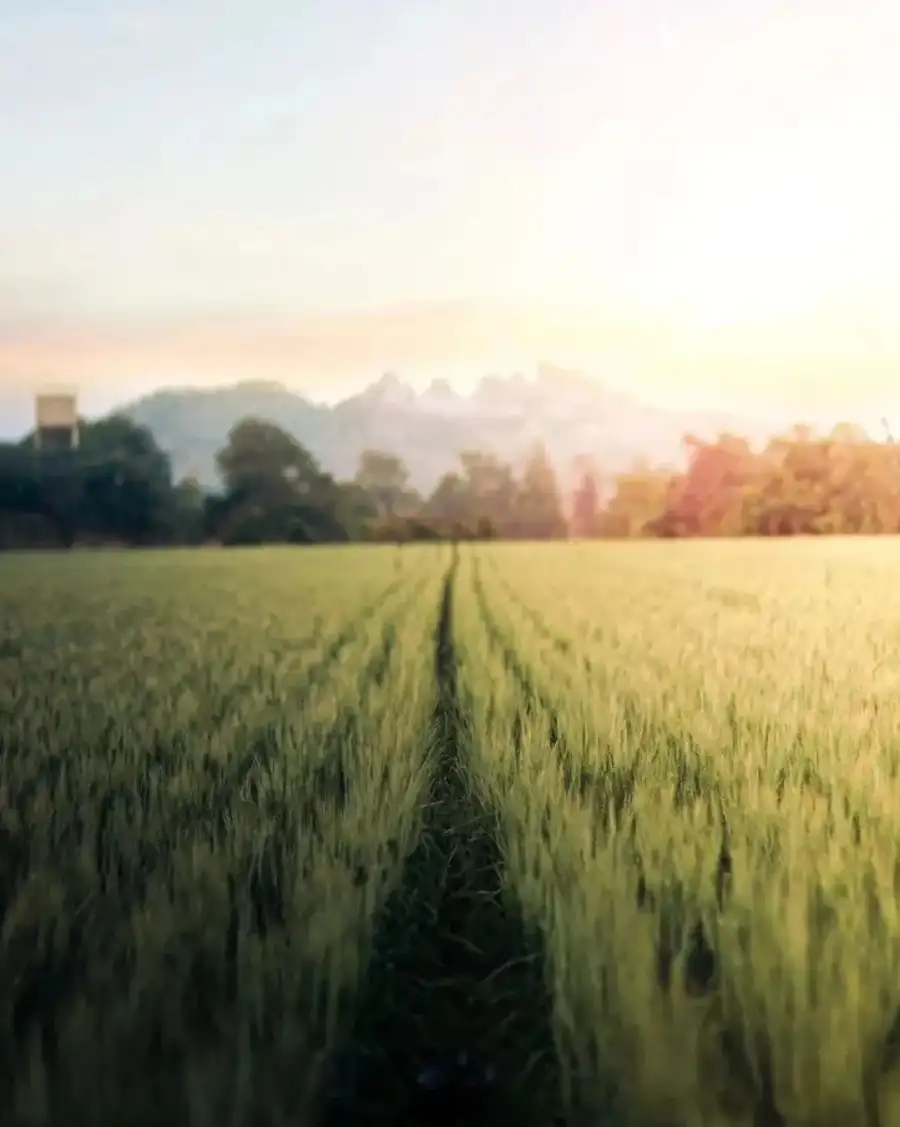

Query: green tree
[76,416,175,544]
[456,450,518,536]
[169,477,207,544]
[598,465,673,537]
[213,418,349,545]
[331,479,378,541]
[1,415,177,547]
[570,455,602,538]
[354,449,415,519]
[513,442,568,539]
[0,442,59,547]
[422,471,471,538]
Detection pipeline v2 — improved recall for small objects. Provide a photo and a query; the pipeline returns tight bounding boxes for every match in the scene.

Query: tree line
[1,413,898,549]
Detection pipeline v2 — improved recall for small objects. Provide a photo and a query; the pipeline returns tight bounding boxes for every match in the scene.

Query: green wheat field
[3,539,900,1127]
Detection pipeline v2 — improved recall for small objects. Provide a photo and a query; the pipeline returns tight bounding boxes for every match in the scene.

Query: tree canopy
[2,410,899,549]
[212,418,352,545]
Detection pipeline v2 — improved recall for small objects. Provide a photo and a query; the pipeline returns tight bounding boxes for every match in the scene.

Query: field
[3,540,900,1126]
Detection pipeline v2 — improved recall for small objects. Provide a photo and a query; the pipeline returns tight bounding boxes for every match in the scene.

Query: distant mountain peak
[111,360,778,495]
[362,372,415,406]
[233,379,289,394]
[474,372,520,398]
[424,377,456,398]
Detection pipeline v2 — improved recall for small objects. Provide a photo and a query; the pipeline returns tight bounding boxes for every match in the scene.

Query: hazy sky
[3,0,900,432]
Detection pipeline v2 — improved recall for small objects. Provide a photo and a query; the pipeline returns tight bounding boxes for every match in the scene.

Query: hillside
[122,364,777,491]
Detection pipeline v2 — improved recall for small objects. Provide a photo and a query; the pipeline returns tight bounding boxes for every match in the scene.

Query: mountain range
[0,364,787,493]
[118,363,785,492]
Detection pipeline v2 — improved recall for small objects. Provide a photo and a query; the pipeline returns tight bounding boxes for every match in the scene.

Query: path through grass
[323,549,563,1126]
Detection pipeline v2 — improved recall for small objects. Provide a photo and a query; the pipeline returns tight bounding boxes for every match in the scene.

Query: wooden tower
[35,389,79,452]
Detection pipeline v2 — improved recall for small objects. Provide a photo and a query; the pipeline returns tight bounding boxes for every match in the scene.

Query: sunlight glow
[622,150,875,331]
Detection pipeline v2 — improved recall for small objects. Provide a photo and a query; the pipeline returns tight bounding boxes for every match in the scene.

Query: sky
[3,0,900,434]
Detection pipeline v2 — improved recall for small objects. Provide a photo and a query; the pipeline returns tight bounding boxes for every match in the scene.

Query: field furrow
[324,548,562,1127]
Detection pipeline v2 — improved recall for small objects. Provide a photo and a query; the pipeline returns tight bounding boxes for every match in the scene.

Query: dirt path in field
[321,551,563,1126]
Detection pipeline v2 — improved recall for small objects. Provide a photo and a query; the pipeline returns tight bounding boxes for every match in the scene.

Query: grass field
[3,539,900,1126]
